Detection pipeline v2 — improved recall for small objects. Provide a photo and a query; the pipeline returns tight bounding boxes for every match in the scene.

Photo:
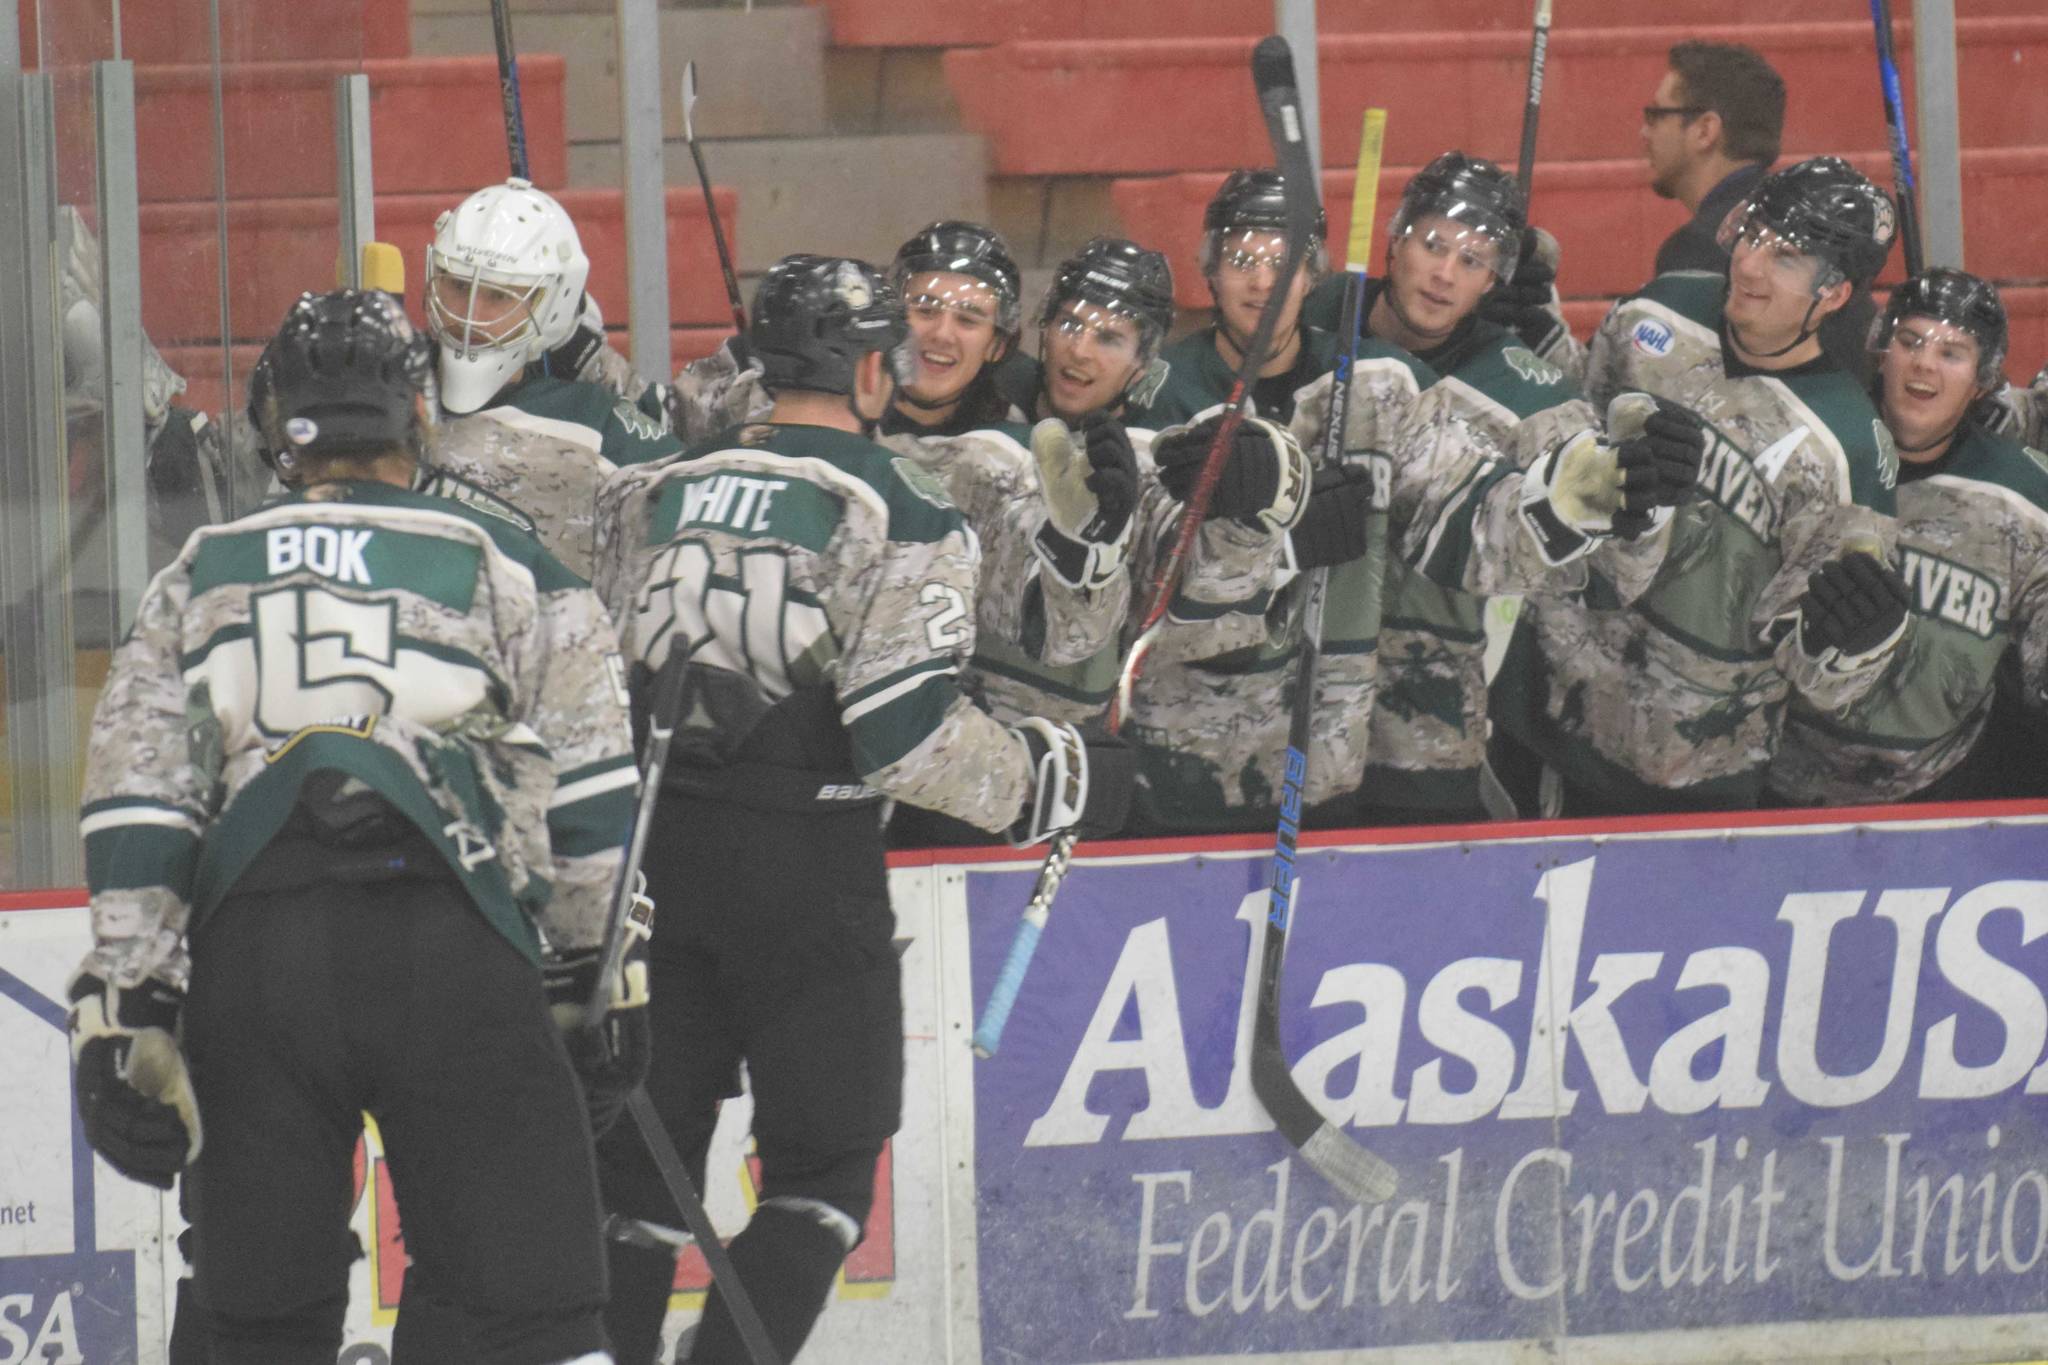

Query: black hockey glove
[1079,413,1139,543]
[544,940,652,1140]
[1478,227,1566,355]
[1153,414,1304,530]
[1616,397,1708,514]
[1797,551,1912,659]
[544,293,608,383]
[68,971,201,1189]
[1291,462,1376,569]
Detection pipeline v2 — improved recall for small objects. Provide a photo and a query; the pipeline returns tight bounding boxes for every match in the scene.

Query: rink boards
[4,802,2047,1364]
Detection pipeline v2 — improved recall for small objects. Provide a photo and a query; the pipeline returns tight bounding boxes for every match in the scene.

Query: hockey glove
[68,971,201,1189]
[1008,719,1136,846]
[1614,393,1707,514]
[1291,462,1376,569]
[1797,550,1912,661]
[1031,416,1137,591]
[545,292,610,384]
[1152,413,1312,532]
[1478,227,1568,357]
[544,885,653,1139]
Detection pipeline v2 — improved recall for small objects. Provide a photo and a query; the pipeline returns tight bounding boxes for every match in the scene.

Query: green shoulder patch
[1502,345,1565,388]
[892,455,957,511]
[611,398,665,443]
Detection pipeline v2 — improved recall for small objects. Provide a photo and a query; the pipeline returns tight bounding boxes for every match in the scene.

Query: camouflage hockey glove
[68,971,202,1189]
[544,888,653,1139]
[1478,227,1568,357]
[1008,719,1136,845]
[1152,413,1311,532]
[1291,462,1376,569]
[1031,416,1138,591]
[1797,551,1912,660]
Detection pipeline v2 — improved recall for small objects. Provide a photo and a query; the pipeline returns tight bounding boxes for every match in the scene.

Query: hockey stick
[1515,0,1553,200]
[1248,108,1399,1208]
[972,34,1320,1059]
[1868,0,1924,276]
[683,62,748,336]
[489,0,531,181]
[577,655,781,1365]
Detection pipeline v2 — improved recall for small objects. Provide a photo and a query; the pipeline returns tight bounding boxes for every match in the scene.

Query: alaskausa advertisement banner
[964,817,2048,1363]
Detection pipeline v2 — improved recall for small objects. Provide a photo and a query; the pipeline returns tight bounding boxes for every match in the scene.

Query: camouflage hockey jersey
[1135,324,1340,429]
[1988,378,2048,453]
[1493,271,1901,807]
[1770,423,2048,802]
[1123,334,1634,832]
[79,481,639,991]
[431,372,682,580]
[1363,304,1599,818]
[592,422,1032,830]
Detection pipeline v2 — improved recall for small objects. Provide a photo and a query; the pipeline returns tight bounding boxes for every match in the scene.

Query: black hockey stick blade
[627,1090,783,1365]
[1244,44,1401,1208]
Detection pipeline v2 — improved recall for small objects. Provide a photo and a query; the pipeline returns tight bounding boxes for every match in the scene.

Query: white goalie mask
[424,178,591,414]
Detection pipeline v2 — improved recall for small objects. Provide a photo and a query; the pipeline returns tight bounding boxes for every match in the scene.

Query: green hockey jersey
[593,422,1033,831]
[432,372,683,580]
[79,481,639,990]
[1493,272,1901,807]
[1771,423,2048,802]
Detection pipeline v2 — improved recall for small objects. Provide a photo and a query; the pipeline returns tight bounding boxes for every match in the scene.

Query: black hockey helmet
[1388,151,1527,280]
[1717,155,1896,292]
[247,288,433,472]
[749,254,911,397]
[1200,169,1328,276]
[1039,237,1177,357]
[1871,267,2009,388]
[891,221,1023,336]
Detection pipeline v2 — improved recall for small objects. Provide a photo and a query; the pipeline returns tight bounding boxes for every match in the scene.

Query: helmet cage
[425,250,551,362]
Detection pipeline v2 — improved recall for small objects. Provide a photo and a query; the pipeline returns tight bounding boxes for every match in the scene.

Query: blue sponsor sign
[966,818,2048,1362]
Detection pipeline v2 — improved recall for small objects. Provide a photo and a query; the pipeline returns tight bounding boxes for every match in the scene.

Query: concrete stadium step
[48,56,568,206]
[948,18,2048,177]
[570,133,988,273]
[163,325,731,418]
[19,0,410,67]
[410,4,830,143]
[1114,146,2048,309]
[811,0,2036,47]
[137,185,738,344]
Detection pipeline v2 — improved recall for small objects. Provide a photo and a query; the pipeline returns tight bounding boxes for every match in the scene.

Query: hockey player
[71,289,642,1365]
[1769,270,2048,803]
[1138,170,1334,427]
[1491,156,1906,815]
[1348,152,1611,824]
[424,177,683,577]
[589,255,1133,1363]
[883,220,1026,438]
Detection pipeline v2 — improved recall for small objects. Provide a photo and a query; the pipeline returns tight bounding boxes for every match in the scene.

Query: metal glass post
[96,59,149,633]
[1911,0,1964,269]
[617,0,671,384]
[335,73,376,288]
[0,70,85,886]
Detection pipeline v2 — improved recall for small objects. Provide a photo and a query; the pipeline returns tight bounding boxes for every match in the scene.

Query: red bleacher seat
[48,57,567,207]
[812,0,2035,48]
[164,327,732,419]
[948,19,2048,176]
[139,186,739,345]
[1114,146,2048,308]
[20,0,410,68]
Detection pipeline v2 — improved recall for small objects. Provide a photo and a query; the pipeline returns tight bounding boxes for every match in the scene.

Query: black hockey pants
[179,825,611,1365]
[596,793,902,1364]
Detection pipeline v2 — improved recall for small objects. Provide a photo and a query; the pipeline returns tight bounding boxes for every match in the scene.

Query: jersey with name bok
[592,422,1032,832]
[79,481,638,991]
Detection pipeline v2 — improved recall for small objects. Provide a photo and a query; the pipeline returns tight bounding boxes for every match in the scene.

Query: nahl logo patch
[1631,319,1675,357]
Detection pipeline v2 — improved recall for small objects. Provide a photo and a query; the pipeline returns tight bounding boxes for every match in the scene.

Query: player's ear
[1688,108,1724,156]
[1813,276,1854,318]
